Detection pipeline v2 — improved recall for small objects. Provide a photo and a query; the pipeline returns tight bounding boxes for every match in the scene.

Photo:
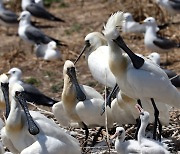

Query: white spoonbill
[74,32,116,88]
[110,90,170,127]
[1,82,81,154]
[7,67,58,106]
[59,60,114,145]
[103,11,180,140]
[136,104,170,154]
[143,17,180,62]
[111,127,141,154]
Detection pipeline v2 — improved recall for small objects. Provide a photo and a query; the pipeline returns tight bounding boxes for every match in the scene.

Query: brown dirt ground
[0,0,180,153]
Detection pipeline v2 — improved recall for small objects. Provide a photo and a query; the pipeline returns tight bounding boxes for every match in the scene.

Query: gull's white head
[8,67,22,80]
[103,11,125,40]
[85,32,107,51]
[0,74,8,84]
[143,17,157,26]
[123,12,134,21]
[19,11,31,22]
[11,83,24,97]
[48,41,57,50]
[147,52,160,65]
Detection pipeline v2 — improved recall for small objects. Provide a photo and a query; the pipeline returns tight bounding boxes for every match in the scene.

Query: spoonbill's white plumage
[136,105,170,154]
[103,11,180,140]
[18,11,62,46]
[35,41,61,60]
[74,32,116,88]
[156,0,180,15]
[7,67,58,106]
[143,17,180,62]
[59,60,113,128]
[103,11,180,110]
[111,90,170,126]
[1,82,81,154]
[21,0,64,22]
[111,127,141,154]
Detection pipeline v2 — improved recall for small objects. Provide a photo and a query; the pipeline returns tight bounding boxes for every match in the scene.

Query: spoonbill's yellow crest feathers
[103,11,125,36]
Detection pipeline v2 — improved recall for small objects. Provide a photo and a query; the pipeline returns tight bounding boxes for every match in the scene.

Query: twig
[169,74,180,81]
[28,102,54,117]
[104,69,111,153]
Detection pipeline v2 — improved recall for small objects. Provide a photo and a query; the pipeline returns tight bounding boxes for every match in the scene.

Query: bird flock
[0,0,179,154]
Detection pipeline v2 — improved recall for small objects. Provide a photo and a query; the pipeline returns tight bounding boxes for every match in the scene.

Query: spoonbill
[111,127,141,154]
[59,60,114,145]
[18,11,64,46]
[110,90,170,127]
[136,104,170,154]
[143,17,180,63]
[21,0,64,22]
[7,67,58,107]
[74,32,116,88]
[34,41,61,61]
[103,11,180,140]
[1,82,81,154]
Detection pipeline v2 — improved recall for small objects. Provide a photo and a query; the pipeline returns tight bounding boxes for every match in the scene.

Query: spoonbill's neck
[6,97,22,132]
[138,119,148,144]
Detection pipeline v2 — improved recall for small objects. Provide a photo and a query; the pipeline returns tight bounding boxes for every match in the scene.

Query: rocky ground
[0,0,179,153]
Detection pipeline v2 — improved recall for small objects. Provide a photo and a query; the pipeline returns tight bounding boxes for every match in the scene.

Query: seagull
[111,127,141,154]
[7,67,58,107]
[136,104,170,154]
[21,0,64,22]
[147,52,180,87]
[34,0,44,7]
[122,12,146,33]
[103,11,180,141]
[143,17,180,63]
[18,11,64,46]
[156,0,180,15]
[34,41,61,60]
[1,82,81,154]
[0,0,18,31]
